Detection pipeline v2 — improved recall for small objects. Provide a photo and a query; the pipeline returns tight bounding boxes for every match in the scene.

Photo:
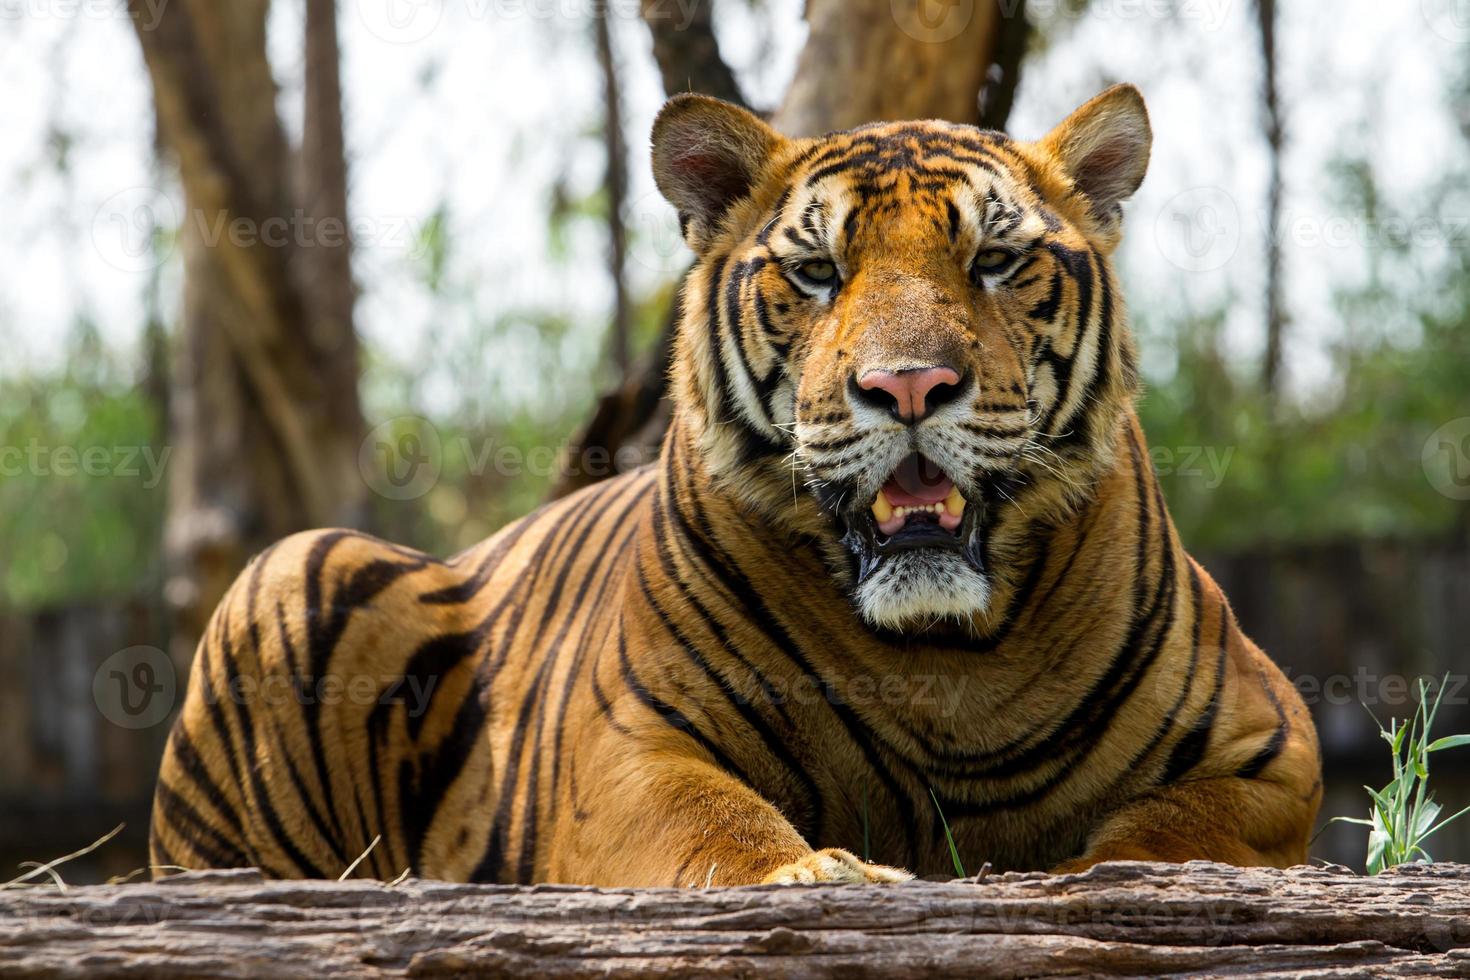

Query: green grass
[861,784,871,863]
[929,788,966,879]
[1331,676,1470,875]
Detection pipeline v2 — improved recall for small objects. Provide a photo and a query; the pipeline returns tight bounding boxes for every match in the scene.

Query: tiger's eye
[972,249,1014,273]
[799,260,838,283]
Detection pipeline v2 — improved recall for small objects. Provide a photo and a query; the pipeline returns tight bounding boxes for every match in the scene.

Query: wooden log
[3,862,1470,978]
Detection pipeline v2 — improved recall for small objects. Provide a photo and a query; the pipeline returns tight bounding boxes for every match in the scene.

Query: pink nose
[855,366,962,423]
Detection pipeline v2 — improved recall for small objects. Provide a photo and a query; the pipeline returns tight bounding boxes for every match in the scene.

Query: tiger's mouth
[826,452,988,586]
[870,453,966,539]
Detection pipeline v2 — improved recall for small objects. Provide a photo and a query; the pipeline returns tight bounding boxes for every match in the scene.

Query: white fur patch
[854,551,992,631]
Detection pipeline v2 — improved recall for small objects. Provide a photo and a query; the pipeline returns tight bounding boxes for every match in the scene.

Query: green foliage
[1138,145,1470,553]
[361,195,673,562]
[0,341,166,608]
[861,783,871,863]
[1330,677,1470,875]
[1138,317,1470,552]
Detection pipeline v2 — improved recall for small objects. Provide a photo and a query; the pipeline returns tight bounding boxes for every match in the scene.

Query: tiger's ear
[1036,84,1152,230]
[652,95,785,253]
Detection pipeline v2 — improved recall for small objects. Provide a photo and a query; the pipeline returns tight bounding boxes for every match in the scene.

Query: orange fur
[151,87,1321,885]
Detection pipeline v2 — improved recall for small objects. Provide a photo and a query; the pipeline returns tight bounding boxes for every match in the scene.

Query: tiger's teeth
[945,487,966,518]
[872,494,893,523]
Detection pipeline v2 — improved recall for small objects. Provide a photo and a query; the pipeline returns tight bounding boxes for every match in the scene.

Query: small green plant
[1332,676,1470,875]
[929,788,966,879]
[860,784,871,863]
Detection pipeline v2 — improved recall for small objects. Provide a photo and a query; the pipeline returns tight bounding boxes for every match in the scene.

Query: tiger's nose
[853,366,963,424]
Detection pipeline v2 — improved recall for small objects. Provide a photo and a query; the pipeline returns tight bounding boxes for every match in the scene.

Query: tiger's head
[652,86,1151,634]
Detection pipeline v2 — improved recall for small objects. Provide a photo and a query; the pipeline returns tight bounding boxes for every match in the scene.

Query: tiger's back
[150,468,653,881]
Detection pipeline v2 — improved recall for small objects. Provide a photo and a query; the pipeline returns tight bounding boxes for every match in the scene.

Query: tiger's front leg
[554,727,910,887]
[1058,719,1323,875]
[1054,633,1322,874]
[1052,772,1319,873]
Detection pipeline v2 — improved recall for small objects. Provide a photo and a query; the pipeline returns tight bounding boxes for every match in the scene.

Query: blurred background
[1,0,1468,879]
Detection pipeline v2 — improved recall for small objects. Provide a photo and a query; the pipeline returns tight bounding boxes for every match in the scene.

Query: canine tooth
[872,495,893,523]
[945,487,966,518]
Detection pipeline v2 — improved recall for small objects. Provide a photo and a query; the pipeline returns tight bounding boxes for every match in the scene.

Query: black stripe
[664,436,922,866]
[940,431,1178,807]
[1163,571,1230,783]
[756,188,792,245]
[1236,725,1287,779]
[217,611,329,877]
[512,481,651,882]
[1051,246,1115,452]
[1237,668,1290,779]
[1120,561,1208,786]
[471,477,649,882]
[616,632,752,784]
[635,555,823,839]
[546,504,649,801]
[300,533,428,853]
[419,512,542,604]
[405,672,490,876]
[591,666,633,736]
[154,779,250,869]
[256,575,349,868]
[165,723,248,845]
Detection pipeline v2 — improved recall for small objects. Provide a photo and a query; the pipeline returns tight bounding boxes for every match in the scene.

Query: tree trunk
[639,0,744,107]
[128,0,366,665]
[595,7,632,380]
[979,0,1029,131]
[3,862,1470,977]
[1255,0,1285,407]
[775,0,1003,136]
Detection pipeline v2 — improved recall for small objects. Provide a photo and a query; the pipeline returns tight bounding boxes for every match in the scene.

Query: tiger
[149,85,1322,886]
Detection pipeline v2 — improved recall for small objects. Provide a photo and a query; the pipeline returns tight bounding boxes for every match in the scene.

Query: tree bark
[595,7,632,379]
[639,0,745,107]
[128,0,366,664]
[3,862,1470,977]
[1255,0,1285,407]
[774,0,1004,136]
[978,0,1029,131]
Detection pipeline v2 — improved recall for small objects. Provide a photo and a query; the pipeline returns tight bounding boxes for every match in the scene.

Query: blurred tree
[639,0,744,106]
[979,0,1030,131]
[595,7,631,379]
[553,0,1030,498]
[1254,0,1286,410]
[127,0,366,662]
[776,0,1008,135]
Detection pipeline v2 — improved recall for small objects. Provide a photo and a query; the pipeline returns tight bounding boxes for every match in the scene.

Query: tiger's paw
[761,848,913,884]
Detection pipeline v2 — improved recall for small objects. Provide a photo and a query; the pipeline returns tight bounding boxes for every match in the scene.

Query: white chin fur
[854,550,991,631]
